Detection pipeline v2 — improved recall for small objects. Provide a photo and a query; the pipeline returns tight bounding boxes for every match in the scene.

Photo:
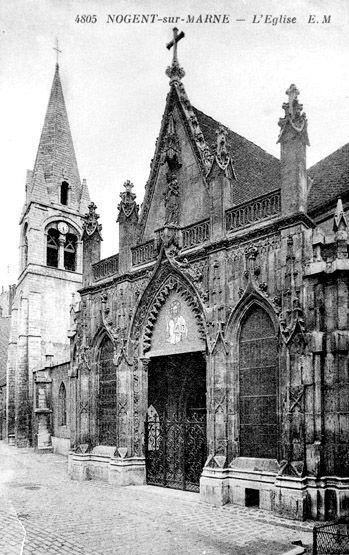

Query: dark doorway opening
[245,488,260,508]
[145,352,207,492]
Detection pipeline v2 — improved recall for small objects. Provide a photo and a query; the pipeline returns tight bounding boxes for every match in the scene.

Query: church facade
[7,33,349,522]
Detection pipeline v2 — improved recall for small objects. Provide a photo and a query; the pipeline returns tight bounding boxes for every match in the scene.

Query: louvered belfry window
[64,233,77,271]
[239,306,278,459]
[47,228,59,268]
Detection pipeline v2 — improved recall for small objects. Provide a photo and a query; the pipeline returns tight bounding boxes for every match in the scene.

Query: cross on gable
[166,27,185,64]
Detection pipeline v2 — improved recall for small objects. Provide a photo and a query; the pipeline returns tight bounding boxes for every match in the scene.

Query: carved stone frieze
[229,234,281,262]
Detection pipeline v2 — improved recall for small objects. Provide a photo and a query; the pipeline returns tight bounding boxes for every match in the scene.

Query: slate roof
[308,143,349,215]
[194,108,281,205]
[28,64,90,214]
[0,317,10,386]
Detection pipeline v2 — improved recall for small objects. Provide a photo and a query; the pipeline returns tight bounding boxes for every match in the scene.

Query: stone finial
[117,180,139,220]
[206,126,236,179]
[82,202,102,239]
[277,84,310,145]
[333,198,348,232]
[215,127,229,161]
[333,198,348,259]
[165,27,185,84]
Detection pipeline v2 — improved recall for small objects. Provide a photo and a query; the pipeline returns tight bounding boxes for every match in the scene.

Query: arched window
[23,223,28,269]
[58,382,67,426]
[239,306,278,459]
[60,181,69,205]
[64,233,77,271]
[98,336,117,445]
[47,228,59,268]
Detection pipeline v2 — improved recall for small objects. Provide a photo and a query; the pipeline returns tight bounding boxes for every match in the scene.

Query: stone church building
[5,31,349,521]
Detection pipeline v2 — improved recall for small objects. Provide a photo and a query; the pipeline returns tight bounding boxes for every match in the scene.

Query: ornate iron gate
[145,413,207,492]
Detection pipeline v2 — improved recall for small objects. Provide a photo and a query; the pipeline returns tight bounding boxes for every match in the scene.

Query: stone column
[201,343,229,506]
[58,234,65,269]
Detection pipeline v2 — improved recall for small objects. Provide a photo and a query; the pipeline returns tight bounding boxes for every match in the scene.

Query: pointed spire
[30,64,84,210]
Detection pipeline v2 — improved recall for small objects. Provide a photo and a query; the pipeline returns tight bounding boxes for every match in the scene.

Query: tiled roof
[0,317,10,386]
[308,143,349,215]
[194,108,281,205]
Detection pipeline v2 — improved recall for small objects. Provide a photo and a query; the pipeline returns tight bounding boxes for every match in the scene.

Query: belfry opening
[146,352,207,492]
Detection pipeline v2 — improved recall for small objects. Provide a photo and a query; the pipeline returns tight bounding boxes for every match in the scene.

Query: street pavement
[0,442,313,555]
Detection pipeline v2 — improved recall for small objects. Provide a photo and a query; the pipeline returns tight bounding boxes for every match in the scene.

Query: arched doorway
[97,336,117,445]
[146,352,207,492]
[141,285,207,492]
[239,305,278,459]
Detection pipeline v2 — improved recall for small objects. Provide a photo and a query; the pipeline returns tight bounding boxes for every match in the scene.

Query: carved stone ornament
[158,224,180,254]
[277,84,310,145]
[279,236,306,345]
[163,174,180,225]
[208,126,237,179]
[82,202,102,239]
[117,180,139,220]
[161,113,182,170]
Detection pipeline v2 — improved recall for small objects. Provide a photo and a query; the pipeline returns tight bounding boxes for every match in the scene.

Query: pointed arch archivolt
[129,267,208,357]
[226,289,280,346]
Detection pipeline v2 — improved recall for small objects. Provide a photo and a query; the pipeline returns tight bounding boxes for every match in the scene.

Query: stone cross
[166,27,185,64]
[286,84,299,116]
[53,38,62,65]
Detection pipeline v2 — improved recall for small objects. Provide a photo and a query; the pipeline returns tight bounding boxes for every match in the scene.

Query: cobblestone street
[0,442,313,555]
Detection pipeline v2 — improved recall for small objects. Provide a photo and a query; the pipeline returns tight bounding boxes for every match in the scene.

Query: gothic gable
[138,87,210,243]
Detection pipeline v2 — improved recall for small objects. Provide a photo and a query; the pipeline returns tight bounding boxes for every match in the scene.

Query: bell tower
[6,62,91,446]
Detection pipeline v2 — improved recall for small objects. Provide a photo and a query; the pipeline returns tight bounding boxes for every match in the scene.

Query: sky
[1,0,349,288]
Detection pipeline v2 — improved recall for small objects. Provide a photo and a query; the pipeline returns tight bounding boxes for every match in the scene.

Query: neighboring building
[8,35,349,522]
[0,285,14,438]
[6,63,90,447]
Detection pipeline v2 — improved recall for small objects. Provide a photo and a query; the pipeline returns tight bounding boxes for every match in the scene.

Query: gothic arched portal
[239,305,278,459]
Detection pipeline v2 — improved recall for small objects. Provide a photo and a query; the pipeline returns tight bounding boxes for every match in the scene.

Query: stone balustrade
[226,190,281,232]
[92,254,119,281]
[131,240,157,267]
[182,219,210,249]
